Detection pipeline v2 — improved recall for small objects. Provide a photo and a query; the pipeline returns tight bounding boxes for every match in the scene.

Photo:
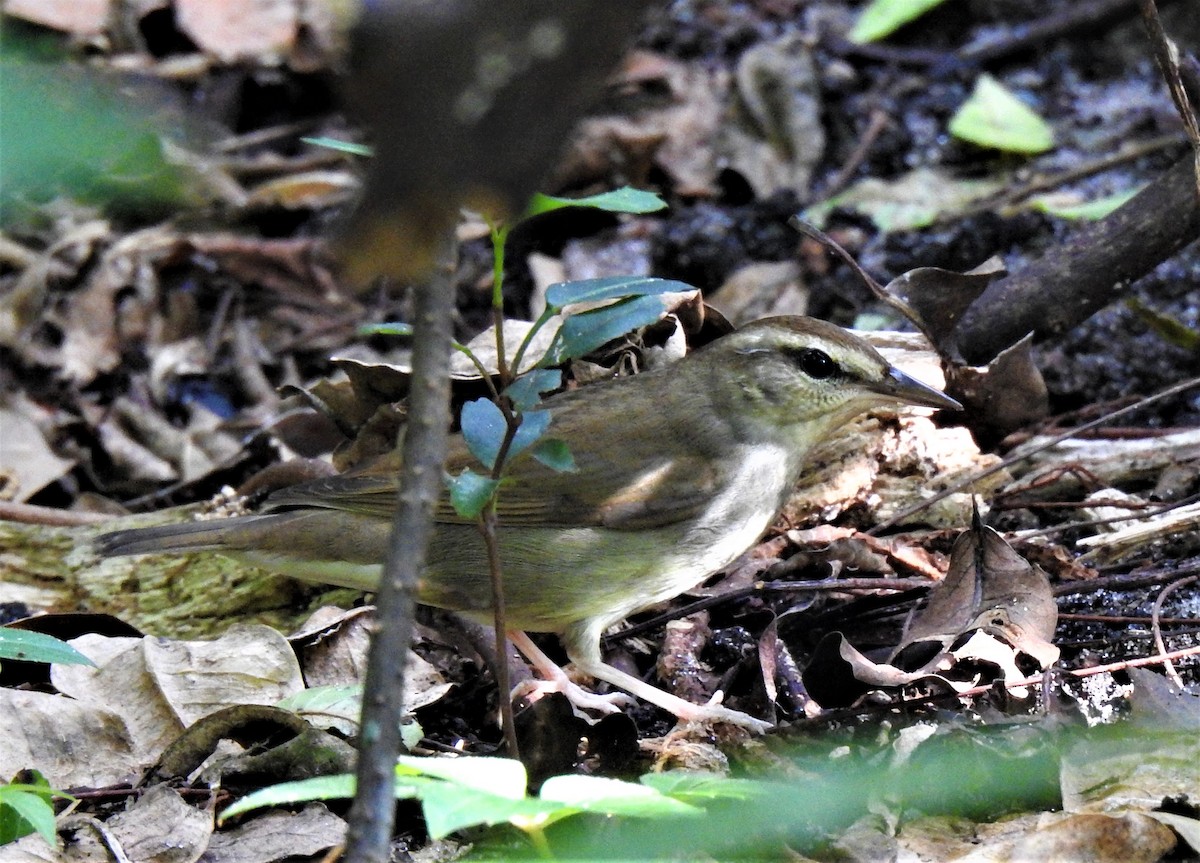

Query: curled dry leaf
[801,514,1059,709]
[945,335,1050,446]
[894,513,1059,674]
[801,631,962,710]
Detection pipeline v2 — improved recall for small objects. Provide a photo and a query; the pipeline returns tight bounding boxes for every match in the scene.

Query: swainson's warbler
[97,316,960,730]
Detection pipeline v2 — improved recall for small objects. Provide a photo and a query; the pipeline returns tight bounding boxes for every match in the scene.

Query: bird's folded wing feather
[265,392,728,530]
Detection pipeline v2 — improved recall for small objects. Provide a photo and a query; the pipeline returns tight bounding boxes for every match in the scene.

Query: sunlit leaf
[220,774,356,821]
[850,0,948,43]
[539,775,701,817]
[949,74,1054,154]
[0,785,58,846]
[301,136,374,157]
[1030,187,1141,221]
[396,754,528,799]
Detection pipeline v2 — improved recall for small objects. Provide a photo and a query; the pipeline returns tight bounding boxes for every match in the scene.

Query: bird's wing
[266,385,730,531]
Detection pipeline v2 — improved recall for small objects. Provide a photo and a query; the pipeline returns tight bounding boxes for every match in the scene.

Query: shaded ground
[1,0,1199,860]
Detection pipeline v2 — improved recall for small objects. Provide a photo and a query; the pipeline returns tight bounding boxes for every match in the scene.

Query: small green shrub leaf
[460,399,551,470]
[949,74,1054,154]
[446,469,500,519]
[396,754,527,799]
[640,772,777,804]
[0,784,59,846]
[220,774,356,822]
[504,369,562,411]
[545,275,694,310]
[527,186,667,216]
[460,398,508,470]
[508,410,552,460]
[539,775,701,817]
[531,439,576,473]
[551,294,671,363]
[0,628,94,666]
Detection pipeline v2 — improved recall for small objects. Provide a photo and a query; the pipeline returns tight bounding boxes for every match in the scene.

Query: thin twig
[1139,0,1200,196]
[1150,574,1197,687]
[0,500,113,526]
[869,374,1200,533]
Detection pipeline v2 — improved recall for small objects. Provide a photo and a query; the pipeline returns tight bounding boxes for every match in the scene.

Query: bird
[96,316,960,731]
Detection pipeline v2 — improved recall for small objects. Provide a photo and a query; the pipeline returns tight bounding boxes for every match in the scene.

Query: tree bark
[953,153,1200,365]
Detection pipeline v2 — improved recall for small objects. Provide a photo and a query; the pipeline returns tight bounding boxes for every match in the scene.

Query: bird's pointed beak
[873,366,962,411]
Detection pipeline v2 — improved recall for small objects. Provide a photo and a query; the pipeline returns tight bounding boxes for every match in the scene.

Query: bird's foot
[507,630,634,717]
[511,675,634,716]
[668,691,773,733]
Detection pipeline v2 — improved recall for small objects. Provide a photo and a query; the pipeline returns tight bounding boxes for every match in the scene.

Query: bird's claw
[512,677,635,716]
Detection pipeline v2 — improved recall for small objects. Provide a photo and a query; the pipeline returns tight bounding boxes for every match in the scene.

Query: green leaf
[446,469,501,519]
[539,775,701,818]
[358,321,413,337]
[0,628,94,666]
[504,369,563,412]
[527,186,668,217]
[1126,298,1200,352]
[0,787,57,846]
[639,772,777,804]
[508,410,552,461]
[531,438,576,473]
[849,0,949,43]
[460,400,551,470]
[1030,187,1141,221]
[396,754,527,799]
[414,780,565,839]
[220,774,357,822]
[949,74,1054,154]
[460,398,508,470]
[545,275,695,310]
[301,136,374,157]
[551,294,671,363]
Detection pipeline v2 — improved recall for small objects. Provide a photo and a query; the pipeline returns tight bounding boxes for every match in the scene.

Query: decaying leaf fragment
[802,511,1059,708]
[895,511,1059,676]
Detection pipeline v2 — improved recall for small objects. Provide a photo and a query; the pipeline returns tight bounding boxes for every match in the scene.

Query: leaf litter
[1,0,1199,860]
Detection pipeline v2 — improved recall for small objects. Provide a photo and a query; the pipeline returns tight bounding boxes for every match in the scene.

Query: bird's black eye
[792,348,838,380]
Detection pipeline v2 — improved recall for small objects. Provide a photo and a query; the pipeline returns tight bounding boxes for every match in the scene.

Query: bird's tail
[94,517,268,557]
